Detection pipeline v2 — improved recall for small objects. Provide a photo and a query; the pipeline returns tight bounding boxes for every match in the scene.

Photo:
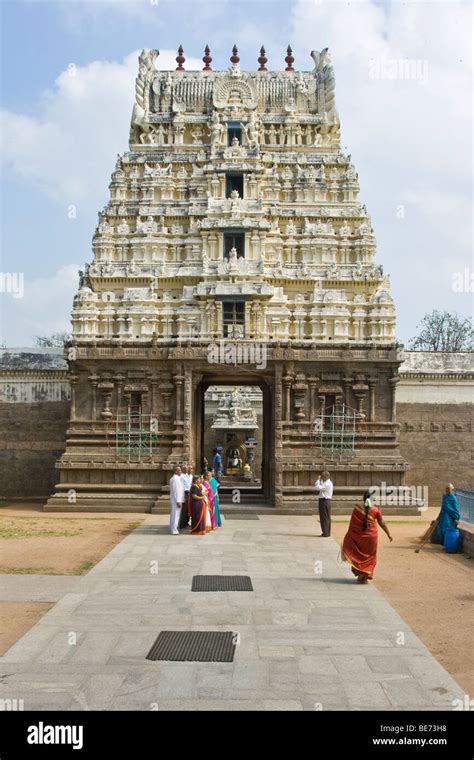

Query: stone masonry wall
[398,402,474,506]
[2,400,472,503]
[0,401,70,498]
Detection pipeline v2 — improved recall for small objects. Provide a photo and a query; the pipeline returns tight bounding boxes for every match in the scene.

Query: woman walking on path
[431,484,461,545]
[342,490,393,584]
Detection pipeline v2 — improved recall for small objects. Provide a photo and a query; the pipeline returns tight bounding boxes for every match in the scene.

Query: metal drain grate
[146,630,236,662]
[192,575,253,592]
[223,513,260,520]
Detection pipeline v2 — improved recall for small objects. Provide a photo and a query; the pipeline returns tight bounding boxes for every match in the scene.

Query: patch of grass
[0,518,83,539]
[0,500,10,507]
[118,520,142,533]
[0,561,97,576]
[74,560,96,575]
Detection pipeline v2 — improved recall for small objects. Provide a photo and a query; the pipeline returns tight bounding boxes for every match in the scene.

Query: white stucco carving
[72,49,396,344]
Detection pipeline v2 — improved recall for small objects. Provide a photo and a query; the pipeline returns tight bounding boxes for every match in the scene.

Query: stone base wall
[459,521,474,559]
[0,401,70,498]
[1,398,473,506]
[398,403,474,506]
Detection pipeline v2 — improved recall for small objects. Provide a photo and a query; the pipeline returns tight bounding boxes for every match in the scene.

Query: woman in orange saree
[342,490,393,583]
[189,475,208,535]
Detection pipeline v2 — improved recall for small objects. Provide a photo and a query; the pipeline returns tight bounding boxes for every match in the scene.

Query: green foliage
[34,332,71,348]
[409,310,474,351]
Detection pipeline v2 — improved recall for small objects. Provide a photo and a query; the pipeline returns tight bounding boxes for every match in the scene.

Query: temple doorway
[195,381,272,504]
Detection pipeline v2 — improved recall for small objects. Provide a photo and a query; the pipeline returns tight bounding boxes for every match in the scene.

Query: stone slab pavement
[0,576,81,602]
[0,515,465,711]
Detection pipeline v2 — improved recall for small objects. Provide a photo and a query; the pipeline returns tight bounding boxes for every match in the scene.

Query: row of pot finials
[174,44,296,72]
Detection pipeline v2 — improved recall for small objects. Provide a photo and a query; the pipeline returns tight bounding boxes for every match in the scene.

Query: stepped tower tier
[47,46,407,513]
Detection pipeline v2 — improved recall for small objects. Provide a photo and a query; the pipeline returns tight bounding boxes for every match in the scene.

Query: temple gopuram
[46,44,407,512]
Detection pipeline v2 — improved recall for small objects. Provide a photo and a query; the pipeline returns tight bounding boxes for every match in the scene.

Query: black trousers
[318,498,332,536]
[178,492,190,529]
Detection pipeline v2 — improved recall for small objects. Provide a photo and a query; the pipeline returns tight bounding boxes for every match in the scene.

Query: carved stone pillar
[98,382,114,420]
[69,374,78,422]
[283,370,293,422]
[149,374,158,418]
[115,373,125,413]
[343,375,353,409]
[173,369,185,424]
[307,375,319,420]
[388,373,399,422]
[273,366,284,508]
[368,376,378,422]
[293,372,308,421]
[89,374,99,420]
[182,367,192,460]
[353,380,368,418]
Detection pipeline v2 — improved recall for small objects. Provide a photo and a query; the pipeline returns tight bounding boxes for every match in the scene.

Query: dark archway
[193,377,273,506]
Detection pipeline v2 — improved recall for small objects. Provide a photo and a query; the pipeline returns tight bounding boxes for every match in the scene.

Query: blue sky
[1,0,472,345]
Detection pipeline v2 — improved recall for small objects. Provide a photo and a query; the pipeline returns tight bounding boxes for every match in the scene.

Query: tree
[409,310,474,351]
[34,332,71,348]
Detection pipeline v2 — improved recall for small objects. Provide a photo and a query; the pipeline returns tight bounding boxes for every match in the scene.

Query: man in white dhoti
[169,466,184,535]
[178,464,192,530]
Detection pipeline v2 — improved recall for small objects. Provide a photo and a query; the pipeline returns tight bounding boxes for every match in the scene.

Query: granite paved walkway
[0,575,81,602]
[0,515,465,711]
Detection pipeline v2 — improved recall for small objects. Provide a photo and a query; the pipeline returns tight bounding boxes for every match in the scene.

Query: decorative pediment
[213,74,258,111]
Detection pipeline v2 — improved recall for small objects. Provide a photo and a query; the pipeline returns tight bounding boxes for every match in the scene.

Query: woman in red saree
[342,490,393,583]
[202,471,217,529]
[189,475,208,535]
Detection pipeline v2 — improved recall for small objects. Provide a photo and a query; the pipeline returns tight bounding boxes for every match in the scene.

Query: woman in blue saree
[431,484,461,544]
[209,469,222,527]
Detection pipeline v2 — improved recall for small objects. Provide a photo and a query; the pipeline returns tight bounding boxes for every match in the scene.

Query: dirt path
[331,508,473,695]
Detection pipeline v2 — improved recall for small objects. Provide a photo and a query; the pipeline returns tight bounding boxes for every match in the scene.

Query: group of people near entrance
[170,466,462,581]
[316,471,461,583]
[169,465,222,536]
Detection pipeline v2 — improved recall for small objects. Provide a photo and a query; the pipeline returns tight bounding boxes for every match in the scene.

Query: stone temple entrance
[195,380,272,505]
[203,384,263,489]
[45,48,410,514]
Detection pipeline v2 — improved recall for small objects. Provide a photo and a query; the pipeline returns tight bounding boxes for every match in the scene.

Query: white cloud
[1,2,472,344]
[290,0,472,338]
[1,265,79,346]
[1,49,203,210]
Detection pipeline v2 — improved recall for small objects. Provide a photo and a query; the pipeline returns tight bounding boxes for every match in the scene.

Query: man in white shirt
[169,466,185,535]
[314,470,333,537]
[178,464,192,529]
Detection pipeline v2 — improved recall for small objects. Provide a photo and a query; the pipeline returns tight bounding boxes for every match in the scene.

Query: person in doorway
[178,464,192,530]
[169,466,184,535]
[212,447,223,477]
[431,483,461,545]
[342,489,393,583]
[314,470,333,537]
